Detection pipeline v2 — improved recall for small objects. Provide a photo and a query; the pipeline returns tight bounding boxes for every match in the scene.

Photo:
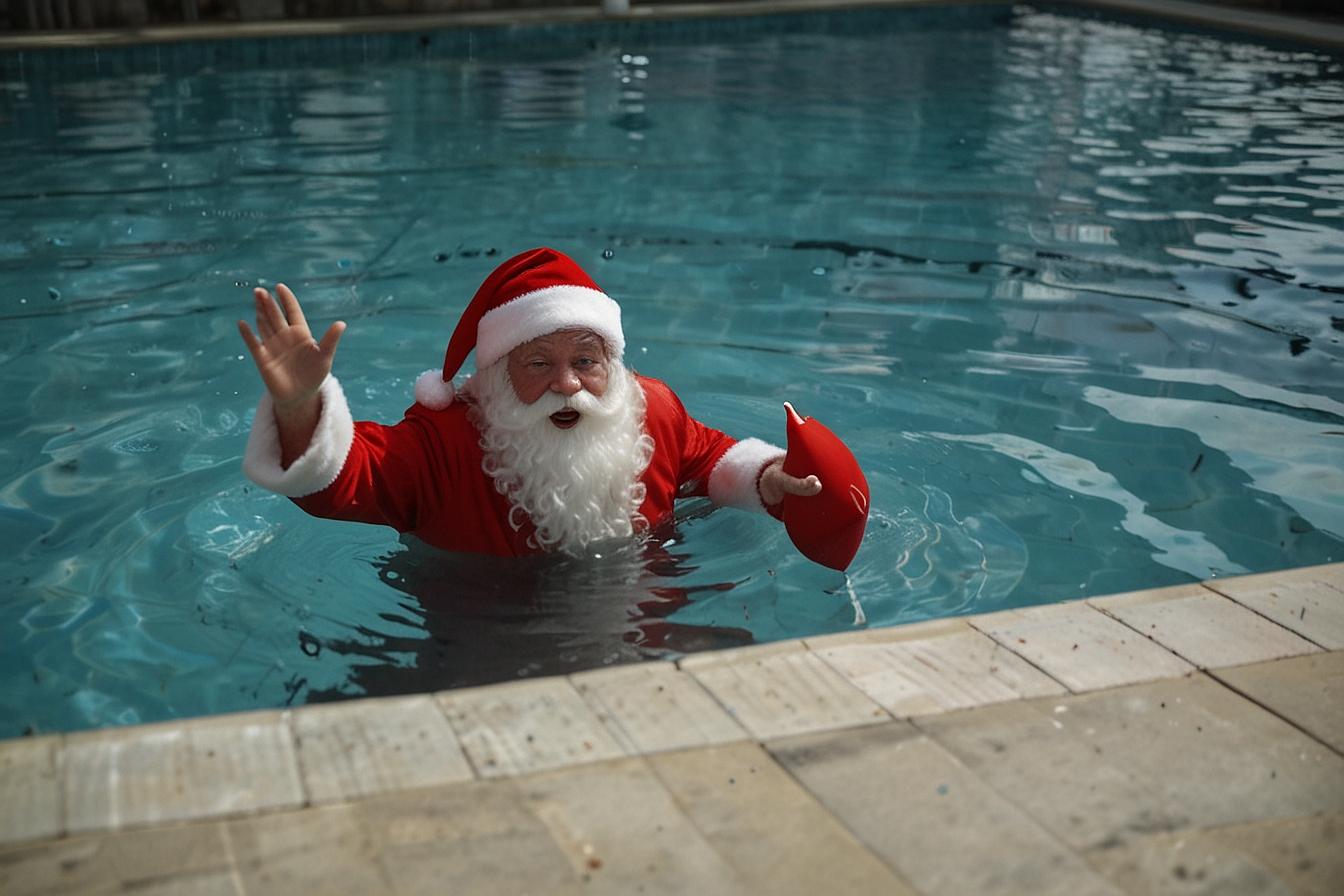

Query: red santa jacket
[243,373,785,555]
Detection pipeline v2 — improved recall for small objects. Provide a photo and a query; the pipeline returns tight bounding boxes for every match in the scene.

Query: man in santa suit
[239,247,821,556]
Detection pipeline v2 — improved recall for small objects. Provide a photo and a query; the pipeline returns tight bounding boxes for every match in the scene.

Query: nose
[550,367,582,397]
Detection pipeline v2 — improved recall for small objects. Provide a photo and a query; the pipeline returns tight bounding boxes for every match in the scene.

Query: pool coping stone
[3,0,1343,51]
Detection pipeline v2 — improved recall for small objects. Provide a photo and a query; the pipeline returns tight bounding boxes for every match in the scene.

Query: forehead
[509,329,605,358]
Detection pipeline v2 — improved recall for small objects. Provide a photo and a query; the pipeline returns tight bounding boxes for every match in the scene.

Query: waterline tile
[571,661,748,755]
[291,694,473,804]
[1091,584,1320,669]
[436,678,625,777]
[0,735,62,846]
[1205,563,1344,649]
[807,619,1066,717]
[683,646,888,740]
[62,710,303,833]
[970,600,1194,692]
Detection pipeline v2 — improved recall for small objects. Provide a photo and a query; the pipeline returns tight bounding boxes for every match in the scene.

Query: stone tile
[518,755,746,895]
[1205,564,1344,649]
[227,803,391,895]
[969,600,1195,692]
[676,638,807,671]
[683,647,888,740]
[0,735,62,845]
[290,694,473,804]
[1085,828,1299,895]
[1091,584,1320,669]
[0,822,237,896]
[355,777,582,896]
[62,710,303,833]
[1212,813,1344,896]
[436,678,625,777]
[648,742,916,894]
[1084,814,1344,896]
[769,722,1123,896]
[919,676,1344,851]
[1212,651,1344,753]
[809,619,1066,717]
[571,662,748,755]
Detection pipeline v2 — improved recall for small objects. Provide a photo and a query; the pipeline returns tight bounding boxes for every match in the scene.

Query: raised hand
[238,284,345,408]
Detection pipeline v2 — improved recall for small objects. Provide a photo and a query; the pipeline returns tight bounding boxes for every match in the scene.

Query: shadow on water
[304,514,752,703]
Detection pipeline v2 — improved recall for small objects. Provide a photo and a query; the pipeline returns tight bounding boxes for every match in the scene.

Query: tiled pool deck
[2,562,1341,894]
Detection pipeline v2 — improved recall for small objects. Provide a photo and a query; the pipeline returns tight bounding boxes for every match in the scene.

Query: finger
[276,283,308,329]
[318,320,346,358]
[254,288,284,339]
[237,320,264,360]
[786,474,823,496]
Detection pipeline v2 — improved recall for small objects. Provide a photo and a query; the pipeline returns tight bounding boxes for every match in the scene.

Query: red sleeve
[293,408,450,532]
[665,386,736,497]
[638,376,785,513]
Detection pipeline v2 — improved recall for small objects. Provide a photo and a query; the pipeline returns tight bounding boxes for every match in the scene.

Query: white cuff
[708,437,786,514]
[242,376,355,498]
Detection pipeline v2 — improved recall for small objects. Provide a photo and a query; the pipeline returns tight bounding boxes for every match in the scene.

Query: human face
[505,329,610,429]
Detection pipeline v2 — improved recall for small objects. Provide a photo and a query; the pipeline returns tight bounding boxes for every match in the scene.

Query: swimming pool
[2,3,1341,736]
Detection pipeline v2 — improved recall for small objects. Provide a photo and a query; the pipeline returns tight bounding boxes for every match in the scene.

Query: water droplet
[337,259,352,269]
[47,287,61,301]
[601,249,614,260]
[812,266,827,275]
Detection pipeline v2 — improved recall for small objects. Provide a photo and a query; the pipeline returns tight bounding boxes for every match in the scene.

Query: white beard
[465,358,655,554]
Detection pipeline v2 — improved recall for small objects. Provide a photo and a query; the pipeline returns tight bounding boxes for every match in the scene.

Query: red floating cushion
[780,402,870,570]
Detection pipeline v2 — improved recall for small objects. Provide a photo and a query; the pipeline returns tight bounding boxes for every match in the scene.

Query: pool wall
[4,0,1344,53]
[5,1,1343,88]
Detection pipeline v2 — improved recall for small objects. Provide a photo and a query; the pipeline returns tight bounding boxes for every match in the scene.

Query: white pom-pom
[414,369,456,409]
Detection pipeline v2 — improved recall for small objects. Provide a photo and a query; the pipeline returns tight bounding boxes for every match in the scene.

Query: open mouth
[549,408,581,429]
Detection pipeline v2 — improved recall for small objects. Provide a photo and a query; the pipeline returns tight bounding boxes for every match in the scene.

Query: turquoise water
[2,5,1342,736]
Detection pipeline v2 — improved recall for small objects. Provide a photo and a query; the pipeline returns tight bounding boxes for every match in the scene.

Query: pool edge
[2,559,1339,855]
[2,0,1343,51]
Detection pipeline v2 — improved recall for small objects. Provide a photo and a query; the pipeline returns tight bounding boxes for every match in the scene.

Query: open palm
[238,284,345,406]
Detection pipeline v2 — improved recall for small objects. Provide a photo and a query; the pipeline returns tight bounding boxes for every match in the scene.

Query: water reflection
[307,523,752,702]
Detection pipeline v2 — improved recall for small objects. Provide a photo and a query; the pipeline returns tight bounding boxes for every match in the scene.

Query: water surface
[1,4,1341,735]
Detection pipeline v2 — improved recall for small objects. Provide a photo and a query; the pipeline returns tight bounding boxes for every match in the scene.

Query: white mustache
[519,386,619,423]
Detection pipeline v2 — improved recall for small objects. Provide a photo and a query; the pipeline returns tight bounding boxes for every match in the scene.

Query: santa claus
[238,247,821,556]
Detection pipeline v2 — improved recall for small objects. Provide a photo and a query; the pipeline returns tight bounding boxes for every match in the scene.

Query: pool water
[2,4,1342,736]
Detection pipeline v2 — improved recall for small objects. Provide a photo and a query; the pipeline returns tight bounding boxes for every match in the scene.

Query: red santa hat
[414,247,625,409]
